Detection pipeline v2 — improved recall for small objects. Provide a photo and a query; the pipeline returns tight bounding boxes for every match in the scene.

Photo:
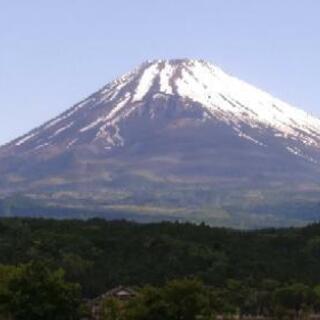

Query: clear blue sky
[1,0,320,145]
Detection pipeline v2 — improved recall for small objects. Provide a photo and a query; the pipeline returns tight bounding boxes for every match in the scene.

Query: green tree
[272,283,316,318]
[162,278,213,320]
[101,297,125,320]
[0,264,21,319]
[125,286,170,320]
[4,261,81,320]
[124,279,214,320]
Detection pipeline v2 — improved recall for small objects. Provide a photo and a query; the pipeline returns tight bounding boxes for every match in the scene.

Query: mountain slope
[1,59,320,227]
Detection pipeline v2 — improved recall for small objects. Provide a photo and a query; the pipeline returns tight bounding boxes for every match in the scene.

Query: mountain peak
[2,59,320,227]
[143,58,208,65]
[3,58,320,161]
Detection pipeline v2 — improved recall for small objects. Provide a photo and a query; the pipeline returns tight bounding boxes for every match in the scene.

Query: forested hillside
[1,218,320,296]
[2,218,320,318]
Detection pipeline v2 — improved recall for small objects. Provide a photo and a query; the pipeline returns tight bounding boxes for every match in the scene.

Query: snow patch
[15,133,36,146]
[49,122,74,138]
[67,138,78,149]
[174,60,320,148]
[133,63,159,102]
[286,146,318,164]
[234,127,266,147]
[105,93,132,124]
[34,142,50,150]
[80,93,132,133]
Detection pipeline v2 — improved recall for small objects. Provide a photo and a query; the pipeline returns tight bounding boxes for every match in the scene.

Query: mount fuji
[1,59,320,228]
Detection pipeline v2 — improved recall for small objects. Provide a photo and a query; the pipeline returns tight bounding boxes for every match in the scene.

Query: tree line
[1,218,320,318]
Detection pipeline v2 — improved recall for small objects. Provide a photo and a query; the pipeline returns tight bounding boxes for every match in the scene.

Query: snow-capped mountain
[1,59,320,227]
[4,59,320,158]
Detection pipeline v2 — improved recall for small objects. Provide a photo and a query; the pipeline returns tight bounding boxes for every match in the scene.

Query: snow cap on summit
[9,59,320,157]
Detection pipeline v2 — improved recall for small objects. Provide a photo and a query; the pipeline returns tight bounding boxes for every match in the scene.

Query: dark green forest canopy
[1,218,320,298]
